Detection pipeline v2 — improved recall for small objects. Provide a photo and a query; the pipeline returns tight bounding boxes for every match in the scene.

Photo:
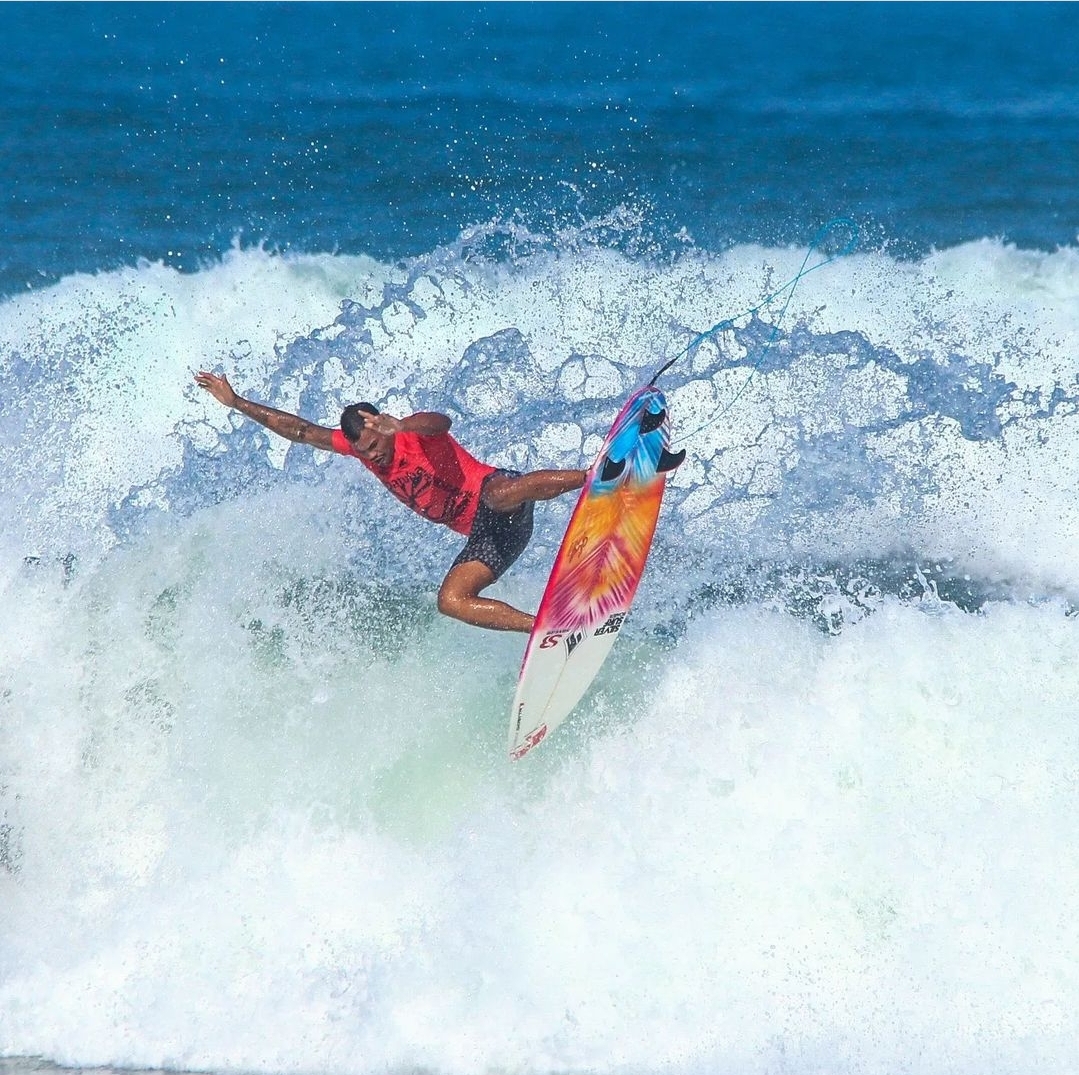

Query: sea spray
[2,233,1079,1073]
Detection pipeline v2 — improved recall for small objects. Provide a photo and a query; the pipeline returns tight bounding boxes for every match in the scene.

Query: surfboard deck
[508,385,683,760]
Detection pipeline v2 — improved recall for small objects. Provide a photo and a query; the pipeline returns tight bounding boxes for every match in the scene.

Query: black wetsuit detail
[451,470,535,580]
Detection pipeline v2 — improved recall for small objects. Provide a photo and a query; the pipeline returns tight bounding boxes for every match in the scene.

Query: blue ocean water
[3,4,1079,1074]
[3,1,1078,296]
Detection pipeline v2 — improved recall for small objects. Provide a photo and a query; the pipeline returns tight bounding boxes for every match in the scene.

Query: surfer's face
[349,426,391,467]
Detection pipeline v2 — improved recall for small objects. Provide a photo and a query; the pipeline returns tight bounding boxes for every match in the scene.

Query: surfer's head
[341,401,393,465]
[340,402,380,442]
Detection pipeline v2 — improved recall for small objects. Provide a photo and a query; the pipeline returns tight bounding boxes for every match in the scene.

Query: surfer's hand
[363,412,403,436]
[195,371,238,408]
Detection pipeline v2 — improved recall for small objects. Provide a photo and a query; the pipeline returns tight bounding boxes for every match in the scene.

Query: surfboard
[508,385,685,760]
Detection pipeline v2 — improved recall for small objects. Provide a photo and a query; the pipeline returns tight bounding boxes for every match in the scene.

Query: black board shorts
[451,470,535,580]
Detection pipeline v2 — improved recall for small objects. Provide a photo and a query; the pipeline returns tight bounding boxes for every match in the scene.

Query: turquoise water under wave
[3,4,1079,1074]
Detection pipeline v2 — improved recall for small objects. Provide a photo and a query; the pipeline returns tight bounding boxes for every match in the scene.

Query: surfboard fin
[600,455,627,482]
[657,447,686,473]
[638,407,667,435]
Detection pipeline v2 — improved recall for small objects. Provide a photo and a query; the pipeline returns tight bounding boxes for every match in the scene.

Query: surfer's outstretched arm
[194,371,336,450]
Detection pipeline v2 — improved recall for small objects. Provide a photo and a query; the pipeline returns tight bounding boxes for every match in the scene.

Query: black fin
[657,448,686,473]
[638,407,667,435]
[600,455,627,482]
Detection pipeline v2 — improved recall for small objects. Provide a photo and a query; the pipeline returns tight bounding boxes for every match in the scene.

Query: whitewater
[2,231,1079,1074]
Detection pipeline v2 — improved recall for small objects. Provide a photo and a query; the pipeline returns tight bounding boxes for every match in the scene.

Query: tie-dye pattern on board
[531,387,676,635]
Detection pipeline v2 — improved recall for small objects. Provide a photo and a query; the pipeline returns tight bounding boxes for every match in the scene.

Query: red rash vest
[331,427,496,535]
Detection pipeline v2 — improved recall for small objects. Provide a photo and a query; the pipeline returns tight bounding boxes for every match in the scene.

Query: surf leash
[648,217,859,444]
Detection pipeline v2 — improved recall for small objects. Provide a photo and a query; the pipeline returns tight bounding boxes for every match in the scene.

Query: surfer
[194,371,586,632]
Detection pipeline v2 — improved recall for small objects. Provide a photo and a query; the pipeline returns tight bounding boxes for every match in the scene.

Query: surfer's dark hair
[340,402,379,440]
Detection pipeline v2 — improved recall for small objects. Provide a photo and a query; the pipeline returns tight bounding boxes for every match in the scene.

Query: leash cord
[649,218,859,445]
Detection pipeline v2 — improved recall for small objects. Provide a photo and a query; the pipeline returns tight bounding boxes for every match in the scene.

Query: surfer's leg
[439,477,539,631]
[438,561,534,632]
[482,468,586,513]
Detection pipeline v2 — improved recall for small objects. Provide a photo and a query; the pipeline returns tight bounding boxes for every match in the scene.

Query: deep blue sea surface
[3,2,1078,296]
[3,4,1079,1074]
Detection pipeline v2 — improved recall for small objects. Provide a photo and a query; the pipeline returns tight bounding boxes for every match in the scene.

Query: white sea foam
[2,236,1078,1073]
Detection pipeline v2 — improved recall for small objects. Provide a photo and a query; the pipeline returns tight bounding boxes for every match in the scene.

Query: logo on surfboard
[594,612,626,636]
[538,628,585,654]
[510,723,547,760]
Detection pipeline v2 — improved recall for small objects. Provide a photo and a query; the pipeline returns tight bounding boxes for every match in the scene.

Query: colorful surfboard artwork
[508,385,685,760]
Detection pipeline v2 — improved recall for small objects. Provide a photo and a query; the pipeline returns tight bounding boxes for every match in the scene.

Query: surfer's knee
[437,577,466,619]
[437,586,465,620]
[480,473,520,512]
[437,562,490,620]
